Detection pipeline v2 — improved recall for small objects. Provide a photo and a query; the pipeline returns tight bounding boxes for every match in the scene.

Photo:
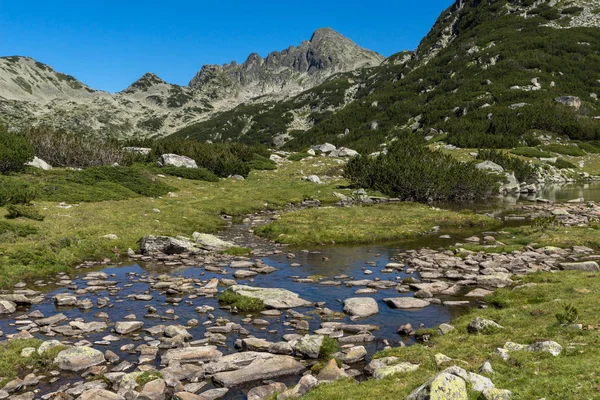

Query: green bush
[137,140,272,178]
[0,127,34,174]
[542,144,586,157]
[0,179,37,206]
[159,166,219,182]
[23,127,129,167]
[218,289,265,312]
[0,221,38,238]
[577,142,600,154]
[511,147,553,158]
[37,166,175,203]
[345,137,500,202]
[288,152,311,161]
[5,205,44,221]
[245,154,277,171]
[556,303,578,324]
[319,336,339,360]
[477,149,537,182]
[553,158,577,169]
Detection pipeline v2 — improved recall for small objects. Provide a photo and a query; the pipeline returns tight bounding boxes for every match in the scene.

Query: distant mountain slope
[173,0,600,153]
[0,28,383,137]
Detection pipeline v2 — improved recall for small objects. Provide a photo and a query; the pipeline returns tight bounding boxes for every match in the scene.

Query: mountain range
[1,0,599,152]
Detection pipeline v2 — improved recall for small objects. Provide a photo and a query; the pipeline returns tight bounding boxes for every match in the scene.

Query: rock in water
[343,297,379,317]
[229,285,312,309]
[212,355,305,387]
[383,297,430,309]
[54,346,105,371]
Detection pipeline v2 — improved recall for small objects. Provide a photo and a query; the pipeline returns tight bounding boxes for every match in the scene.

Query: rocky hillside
[0,28,383,138]
[173,0,600,151]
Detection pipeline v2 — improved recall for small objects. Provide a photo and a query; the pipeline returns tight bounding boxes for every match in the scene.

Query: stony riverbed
[0,201,598,400]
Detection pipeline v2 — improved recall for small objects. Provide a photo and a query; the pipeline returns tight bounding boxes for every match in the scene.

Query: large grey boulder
[161,346,223,364]
[192,232,235,251]
[476,161,504,173]
[343,297,379,317]
[383,297,430,309]
[230,285,312,309]
[140,236,199,255]
[212,355,305,387]
[115,321,144,334]
[157,154,197,168]
[311,143,337,153]
[293,335,324,359]
[26,156,52,170]
[54,346,105,371]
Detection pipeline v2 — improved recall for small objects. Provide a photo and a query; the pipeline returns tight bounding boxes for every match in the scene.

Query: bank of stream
[0,183,598,399]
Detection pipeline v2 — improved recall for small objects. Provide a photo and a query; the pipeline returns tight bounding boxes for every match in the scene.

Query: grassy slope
[304,271,600,399]
[254,204,498,245]
[0,158,347,287]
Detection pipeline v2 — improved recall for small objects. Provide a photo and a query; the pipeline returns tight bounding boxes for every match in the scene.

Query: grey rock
[158,154,197,168]
[467,317,503,334]
[343,297,379,317]
[54,346,105,371]
[212,355,305,387]
[383,297,429,309]
[230,285,312,309]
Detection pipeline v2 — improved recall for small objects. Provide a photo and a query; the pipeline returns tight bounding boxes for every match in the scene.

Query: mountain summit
[0,28,382,137]
[188,28,383,102]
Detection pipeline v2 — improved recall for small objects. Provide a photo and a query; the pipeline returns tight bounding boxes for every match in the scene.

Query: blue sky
[0,1,452,93]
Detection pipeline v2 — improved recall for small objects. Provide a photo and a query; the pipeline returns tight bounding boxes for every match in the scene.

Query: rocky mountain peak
[188,28,383,101]
[121,72,167,94]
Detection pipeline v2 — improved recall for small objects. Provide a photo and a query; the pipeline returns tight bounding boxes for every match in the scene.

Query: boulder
[559,261,599,272]
[54,346,105,371]
[365,357,419,379]
[247,382,287,400]
[115,321,144,334]
[140,235,199,255]
[316,359,347,381]
[555,96,581,110]
[311,143,336,153]
[192,232,235,251]
[81,389,124,400]
[293,335,324,359]
[157,154,197,168]
[138,378,167,400]
[476,161,504,173]
[467,317,503,333]
[26,156,52,170]
[277,374,319,399]
[212,355,305,387]
[383,297,429,309]
[0,300,16,314]
[230,285,312,309]
[407,371,468,400]
[161,346,223,364]
[343,297,379,317]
